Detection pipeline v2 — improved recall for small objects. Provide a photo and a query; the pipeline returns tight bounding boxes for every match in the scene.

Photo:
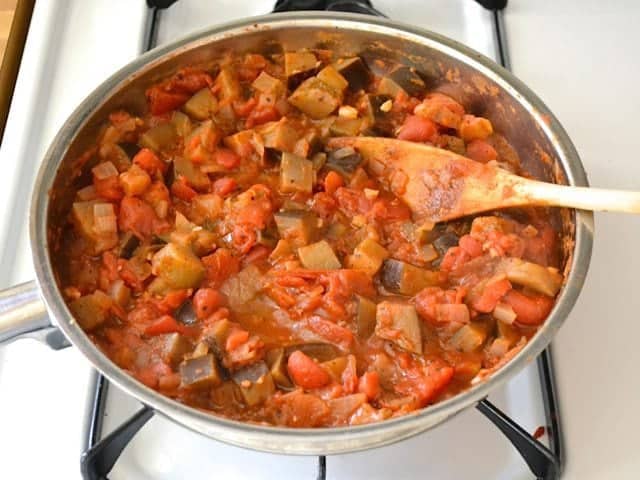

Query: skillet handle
[0,280,69,349]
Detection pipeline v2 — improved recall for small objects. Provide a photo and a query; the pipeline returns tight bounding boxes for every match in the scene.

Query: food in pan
[56,49,563,427]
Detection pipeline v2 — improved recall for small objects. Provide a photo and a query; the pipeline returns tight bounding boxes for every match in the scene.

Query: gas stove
[1,1,639,479]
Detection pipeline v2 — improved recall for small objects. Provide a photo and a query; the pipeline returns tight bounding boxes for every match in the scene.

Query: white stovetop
[0,0,638,479]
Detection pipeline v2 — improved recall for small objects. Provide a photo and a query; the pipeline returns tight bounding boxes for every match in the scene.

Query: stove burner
[81,1,563,479]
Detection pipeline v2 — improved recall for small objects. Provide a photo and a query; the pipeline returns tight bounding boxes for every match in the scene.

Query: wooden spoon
[328,136,640,223]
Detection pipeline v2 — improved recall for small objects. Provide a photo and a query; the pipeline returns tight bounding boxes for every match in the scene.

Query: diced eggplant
[432,232,460,257]
[117,232,140,259]
[500,258,563,297]
[231,361,276,406]
[448,322,488,353]
[316,66,348,94]
[151,242,205,289]
[381,259,441,296]
[255,228,278,248]
[326,146,363,177]
[348,238,389,275]
[311,152,327,171]
[139,123,178,151]
[160,333,193,367]
[284,342,340,362]
[334,57,370,92]
[360,93,394,135]
[180,354,223,389]
[274,210,318,247]
[280,152,314,193]
[204,318,232,351]
[375,301,422,354]
[252,71,286,97]
[284,51,318,89]
[329,117,364,137]
[216,67,241,101]
[175,299,197,326]
[191,341,210,358]
[265,348,293,389]
[171,111,192,137]
[173,155,210,190]
[288,77,340,119]
[256,119,298,153]
[297,240,341,270]
[183,88,218,121]
[320,356,349,382]
[71,201,118,254]
[387,65,426,97]
[220,264,262,311]
[69,291,113,331]
[356,295,377,340]
[210,381,243,407]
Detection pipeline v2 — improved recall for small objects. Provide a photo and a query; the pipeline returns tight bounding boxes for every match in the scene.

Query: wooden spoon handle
[517,180,640,213]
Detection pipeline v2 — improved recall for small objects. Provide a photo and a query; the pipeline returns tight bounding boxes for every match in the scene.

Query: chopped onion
[338,105,358,119]
[93,203,117,234]
[76,185,97,201]
[420,243,438,263]
[155,200,169,219]
[493,302,517,325]
[92,161,118,179]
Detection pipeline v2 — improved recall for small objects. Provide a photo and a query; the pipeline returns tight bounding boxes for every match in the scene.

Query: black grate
[81,2,563,479]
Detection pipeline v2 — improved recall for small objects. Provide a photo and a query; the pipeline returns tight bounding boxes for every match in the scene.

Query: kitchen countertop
[0,0,639,478]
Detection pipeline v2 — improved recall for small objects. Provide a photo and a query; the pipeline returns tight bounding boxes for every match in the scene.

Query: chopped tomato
[225,329,250,351]
[395,360,454,406]
[202,248,240,289]
[133,148,167,176]
[440,246,471,272]
[214,148,241,169]
[358,371,380,400]
[193,288,225,320]
[118,196,168,239]
[397,115,438,142]
[458,234,483,258]
[503,290,554,326]
[246,105,279,128]
[146,87,190,115]
[308,316,354,350]
[171,176,198,201]
[287,350,330,390]
[145,315,188,336]
[470,278,512,313]
[415,286,466,325]
[93,174,123,201]
[324,171,344,196]
[243,245,271,265]
[466,139,497,163]
[213,177,237,196]
[155,289,191,314]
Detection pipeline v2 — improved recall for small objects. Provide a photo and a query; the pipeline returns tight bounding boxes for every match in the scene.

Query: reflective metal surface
[0,12,593,454]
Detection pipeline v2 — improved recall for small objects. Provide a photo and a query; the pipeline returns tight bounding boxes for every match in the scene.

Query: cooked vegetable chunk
[375,301,422,354]
[151,242,205,289]
[280,152,314,193]
[334,57,370,92]
[232,361,276,406]
[183,88,218,120]
[284,51,318,88]
[180,354,223,390]
[356,295,377,339]
[381,259,441,295]
[288,77,340,119]
[160,333,193,367]
[274,210,318,247]
[348,237,389,275]
[298,240,341,270]
[69,291,112,331]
